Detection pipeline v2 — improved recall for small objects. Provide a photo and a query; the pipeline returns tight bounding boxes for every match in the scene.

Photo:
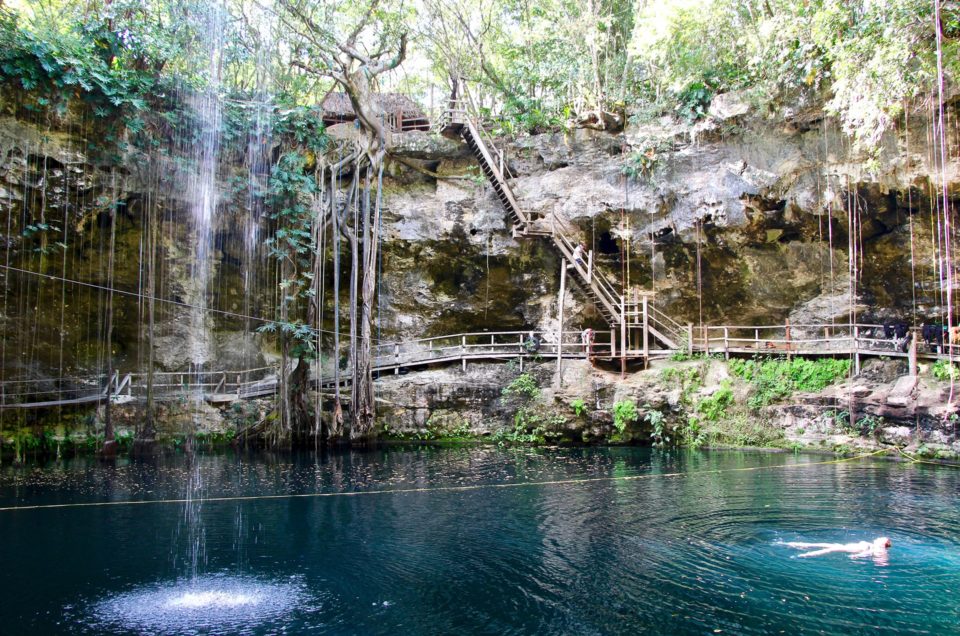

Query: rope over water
[0,449,915,513]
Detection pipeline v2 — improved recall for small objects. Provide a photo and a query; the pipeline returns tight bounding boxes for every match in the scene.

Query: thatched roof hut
[320,92,430,132]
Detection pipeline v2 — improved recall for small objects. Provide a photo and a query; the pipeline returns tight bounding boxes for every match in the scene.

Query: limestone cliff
[1,94,959,451]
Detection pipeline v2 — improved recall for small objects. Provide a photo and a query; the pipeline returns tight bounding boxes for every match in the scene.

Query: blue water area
[1,446,958,634]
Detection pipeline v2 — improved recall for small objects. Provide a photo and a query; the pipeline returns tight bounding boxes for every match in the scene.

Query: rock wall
[374,357,959,460]
[2,94,960,446]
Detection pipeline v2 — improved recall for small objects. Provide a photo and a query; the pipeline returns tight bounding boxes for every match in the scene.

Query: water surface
[1,447,958,634]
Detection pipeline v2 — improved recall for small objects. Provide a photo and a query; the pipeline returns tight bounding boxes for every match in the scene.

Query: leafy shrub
[660,366,703,405]
[674,80,713,122]
[502,373,540,399]
[695,380,733,422]
[706,414,783,448]
[622,138,674,180]
[643,405,667,446]
[0,9,150,121]
[729,357,850,409]
[932,360,959,381]
[612,400,639,434]
[492,408,546,445]
[684,416,706,448]
[570,397,586,417]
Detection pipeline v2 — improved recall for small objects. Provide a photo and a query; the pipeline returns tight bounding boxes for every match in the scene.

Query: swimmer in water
[784,537,891,559]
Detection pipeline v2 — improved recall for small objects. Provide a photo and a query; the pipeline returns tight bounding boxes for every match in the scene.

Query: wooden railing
[0,330,617,409]
[2,323,957,409]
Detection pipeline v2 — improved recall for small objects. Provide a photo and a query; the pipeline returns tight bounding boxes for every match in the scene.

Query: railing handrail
[3,322,959,409]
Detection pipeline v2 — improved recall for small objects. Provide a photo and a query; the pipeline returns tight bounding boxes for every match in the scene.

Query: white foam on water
[165,590,259,609]
[91,574,311,634]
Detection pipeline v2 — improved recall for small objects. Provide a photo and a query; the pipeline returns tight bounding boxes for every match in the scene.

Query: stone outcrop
[3,94,960,451]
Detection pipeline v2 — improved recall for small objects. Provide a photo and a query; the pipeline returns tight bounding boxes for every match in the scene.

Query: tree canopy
[2,0,956,145]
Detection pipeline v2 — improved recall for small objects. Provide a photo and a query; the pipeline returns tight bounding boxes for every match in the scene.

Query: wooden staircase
[441,86,679,353]
[460,118,528,229]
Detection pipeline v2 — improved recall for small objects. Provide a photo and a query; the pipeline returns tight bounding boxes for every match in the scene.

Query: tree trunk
[330,170,344,440]
[347,188,360,436]
[354,162,383,438]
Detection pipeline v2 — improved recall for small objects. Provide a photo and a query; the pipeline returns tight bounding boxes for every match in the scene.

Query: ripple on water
[4,449,959,635]
[86,573,318,635]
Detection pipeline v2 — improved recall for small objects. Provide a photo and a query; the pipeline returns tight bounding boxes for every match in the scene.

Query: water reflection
[0,447,958,634]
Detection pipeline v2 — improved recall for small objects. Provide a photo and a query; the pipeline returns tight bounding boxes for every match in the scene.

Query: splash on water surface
[90,574,313,634]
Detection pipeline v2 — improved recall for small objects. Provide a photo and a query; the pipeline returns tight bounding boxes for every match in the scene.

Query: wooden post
[723,327,730,360]
[610,328,617,358]
[498,149,504,175]
[620,296,627,378]
[642,295,649,362]
[394,343,400,375]
[909,330,918,377]
[462,335,467,372]
[755,328,760,350]
[556,261,567,389]
[587,250,593,283]
[853,325,861,374]
[519,334,525,372]
[785,319,792,360]
[687,324,694,356]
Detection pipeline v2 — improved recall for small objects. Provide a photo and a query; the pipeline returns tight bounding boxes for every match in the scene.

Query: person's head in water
[875,537,892,549]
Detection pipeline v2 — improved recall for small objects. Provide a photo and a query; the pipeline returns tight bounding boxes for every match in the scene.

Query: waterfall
[185,5,225,386]
[178,0,226,583]
[242,3,276,369]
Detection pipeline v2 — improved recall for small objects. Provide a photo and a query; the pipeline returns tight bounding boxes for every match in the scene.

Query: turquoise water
[1,447,958,634]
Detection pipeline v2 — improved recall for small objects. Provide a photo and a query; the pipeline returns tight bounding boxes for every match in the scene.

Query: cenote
[3,2,960,634]
[2,447,959,635]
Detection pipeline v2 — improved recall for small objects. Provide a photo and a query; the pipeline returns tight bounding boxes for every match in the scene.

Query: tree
[274,0,409,440]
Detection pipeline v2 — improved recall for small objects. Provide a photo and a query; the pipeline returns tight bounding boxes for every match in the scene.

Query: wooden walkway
[0,330,625,409]
[1,324,955,410]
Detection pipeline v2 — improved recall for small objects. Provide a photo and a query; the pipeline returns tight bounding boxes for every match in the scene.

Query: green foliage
[423,0,635,129]
[612,399,639,434]
[828,408,883,437]
[0,8,153,121]
[728,356,850,409]
[629,0,958,147]
[857,415,884,437]
[684,415,706,448]
[494,95,566,135]
[701,413,783,447]
[502,373,540,399]
[258,146,328,357]
[643,405,667,446]
[695,380,733,422]
[828,409,851,429]
[674,80,713,122]
[660,365,703,406]
[932,360,960,381]
[570,397,587,417]
[491,407,548,445]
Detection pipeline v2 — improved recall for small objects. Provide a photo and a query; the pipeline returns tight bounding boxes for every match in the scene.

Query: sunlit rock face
[484,97,960,327]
